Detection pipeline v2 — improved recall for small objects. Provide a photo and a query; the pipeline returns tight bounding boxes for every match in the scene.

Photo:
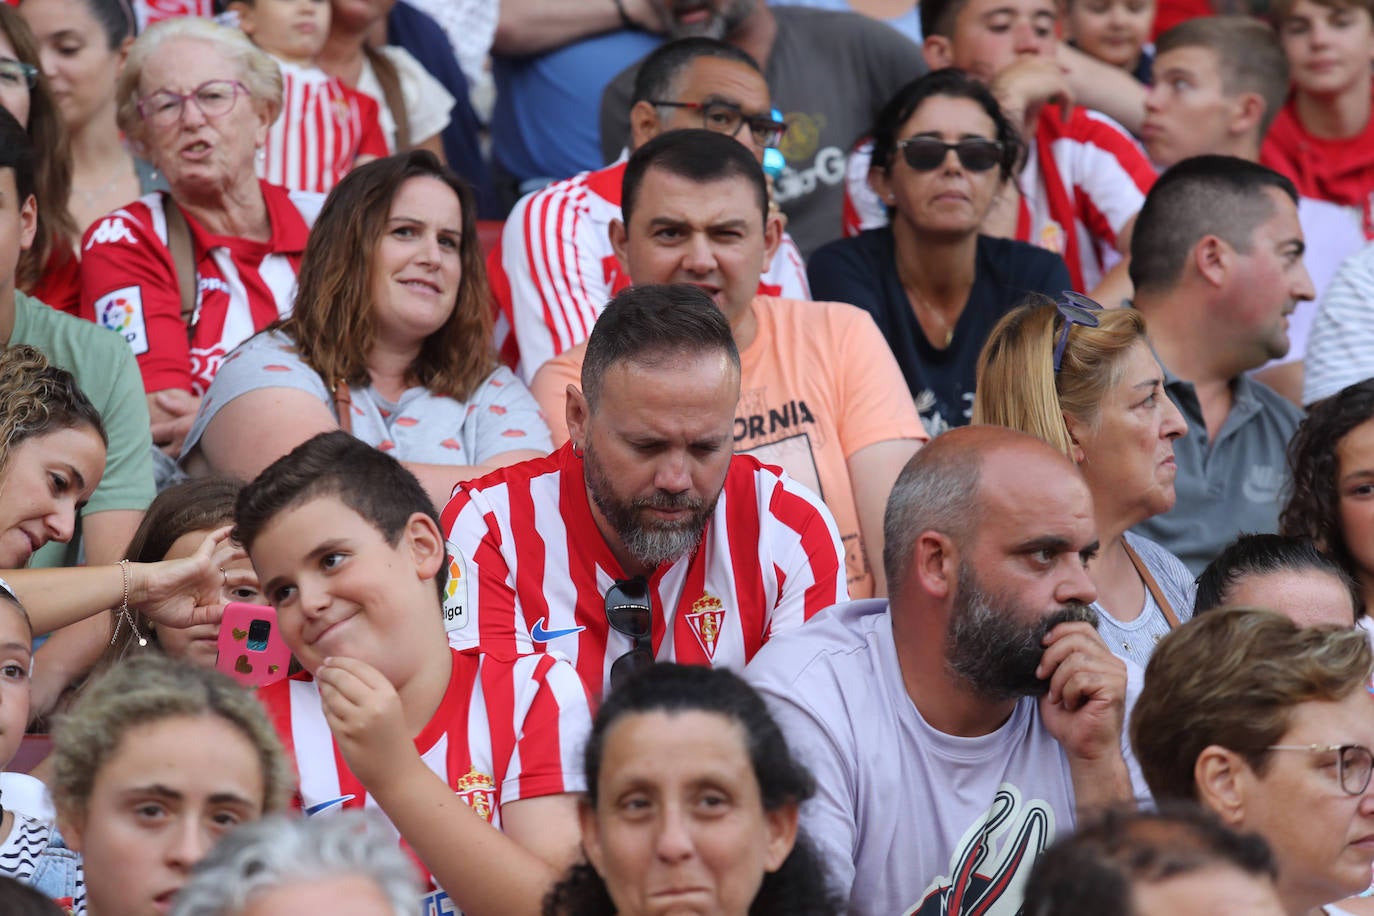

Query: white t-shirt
[356,45,455,151]
[745,598,1148,915]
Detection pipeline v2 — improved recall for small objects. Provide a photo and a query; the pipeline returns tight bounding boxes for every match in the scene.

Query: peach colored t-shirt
[530,296,926,597]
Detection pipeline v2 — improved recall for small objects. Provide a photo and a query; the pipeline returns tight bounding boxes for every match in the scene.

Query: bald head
[883,426,1089,590]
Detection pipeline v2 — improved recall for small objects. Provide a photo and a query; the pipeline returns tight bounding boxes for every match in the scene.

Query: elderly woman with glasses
[973,293,1192,668]
[807,68,1071,435]
[1132,608,1374,916]
[78,16,318,459]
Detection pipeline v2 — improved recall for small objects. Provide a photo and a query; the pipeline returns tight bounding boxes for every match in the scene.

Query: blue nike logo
[531,618,586,643]
[305,795,356,815]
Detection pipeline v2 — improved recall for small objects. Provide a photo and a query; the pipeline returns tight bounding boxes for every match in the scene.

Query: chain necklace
[72,158,131,208]
[907,287,958,349]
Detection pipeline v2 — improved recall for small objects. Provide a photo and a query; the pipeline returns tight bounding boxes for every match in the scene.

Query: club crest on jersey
[442,545,468,632]
[455,767,496,823]
[686,594,726,660]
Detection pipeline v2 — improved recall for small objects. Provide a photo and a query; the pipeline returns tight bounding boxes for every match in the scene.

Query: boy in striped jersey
[227,0,386,194]
[236,431,592,915]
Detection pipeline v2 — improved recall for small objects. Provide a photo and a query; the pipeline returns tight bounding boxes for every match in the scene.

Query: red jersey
[262,61,389,195]
[440,443,849,700]
[78,183,321,394]
[258,648,591,907]
[1262,88,1374,240]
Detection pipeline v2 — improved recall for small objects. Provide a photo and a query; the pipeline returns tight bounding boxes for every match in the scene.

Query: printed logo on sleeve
[84,216,136,250]
[442,546,468,632]
[95,286,149,355]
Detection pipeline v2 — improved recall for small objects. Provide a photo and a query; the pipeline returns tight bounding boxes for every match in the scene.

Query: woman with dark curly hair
[543,663,842,916]
[1280,379,1374,612]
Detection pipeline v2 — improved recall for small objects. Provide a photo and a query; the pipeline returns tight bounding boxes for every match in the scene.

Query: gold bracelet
[109,559,147,649]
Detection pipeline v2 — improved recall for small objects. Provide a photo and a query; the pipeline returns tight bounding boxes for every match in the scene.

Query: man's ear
[1229,92,1265,140]
[566,385,591,452]
[628,100,662,151]
[1192,235,1230,288]
[404,512,446,582]
[1195,745,1250,826]
[609,218,631,277]
[912,530,959,600]
[18,193,36,253]
[922,34,954,71]
[762,209,783,267]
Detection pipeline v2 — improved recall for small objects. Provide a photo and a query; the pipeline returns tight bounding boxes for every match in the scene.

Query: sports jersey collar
[180,180,313,259]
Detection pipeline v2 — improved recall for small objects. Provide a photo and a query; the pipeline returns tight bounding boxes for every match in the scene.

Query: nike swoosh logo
[531,618,586,643]
[305,794,356,815]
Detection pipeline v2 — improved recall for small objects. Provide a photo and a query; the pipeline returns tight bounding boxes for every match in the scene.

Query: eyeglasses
[1052,291,1104,374]
[648,100,788,148]
[1267,744,1374,796]
[605,577,654,691]
[137,80,249,126]
[0,58,38,91]
[896,137,1004,173]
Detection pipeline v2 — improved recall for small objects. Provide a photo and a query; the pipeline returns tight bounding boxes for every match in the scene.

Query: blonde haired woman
[974,294,1192,666]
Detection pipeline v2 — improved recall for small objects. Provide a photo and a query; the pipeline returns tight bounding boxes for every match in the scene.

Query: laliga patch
[441,544,469,632]
[95,286,149,355]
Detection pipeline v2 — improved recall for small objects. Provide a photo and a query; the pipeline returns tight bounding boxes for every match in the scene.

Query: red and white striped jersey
[131,0,213,30]
[440,443,849,700]
[78,183,322,395]
[260,61,389,195]
[487,159,812,382]
[258,648,591,902]
[843,107,1155,292]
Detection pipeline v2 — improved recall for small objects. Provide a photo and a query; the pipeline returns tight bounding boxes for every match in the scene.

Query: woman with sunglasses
[1132,608,1374,916]
[78,17,317,460]
[973,294,1192,668]
[808,68,1070,435]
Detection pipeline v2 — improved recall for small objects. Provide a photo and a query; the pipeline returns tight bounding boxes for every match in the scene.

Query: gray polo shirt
[1132,368,1303,576]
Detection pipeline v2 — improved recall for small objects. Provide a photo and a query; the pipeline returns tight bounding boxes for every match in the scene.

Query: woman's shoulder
[1124,531,1198,607]
[976,235,1072,285]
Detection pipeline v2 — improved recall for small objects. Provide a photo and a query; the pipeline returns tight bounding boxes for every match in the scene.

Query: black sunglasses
[1052,291,1105,374]
[896,137,1004,173]
[605,577,654,691]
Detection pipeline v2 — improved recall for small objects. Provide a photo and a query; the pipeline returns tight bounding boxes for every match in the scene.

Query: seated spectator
[236,431,592,914]
[1195,533,1362,624]
[490,36,809,383]
[183,151,550,510]
[1139,16,1334,407]
[843,0,1157,300]
[1131,608,1374,915]
[1282,379,1374,615]
[599,1,925,257]
[543,663,843,916]
[1263,0,1374,246]
[744,425,1139,915]
[1129,156,1313,575]
[1063,0,1157,84]
[171,813,420,915]
[0,6,78,316]
[18,0,166,238]
[316,0,452,161]
[445,284,848,700]
[531,130,922,597]
[808,70,1071,433]
[227,0,387,194]
[0,586,52,895]
[974,295,1194,667]
[102,478,256,666]
[50,654,293,916]
[80,17,323,459]
[1022,805,1286,916]
[1302,241,1374,405]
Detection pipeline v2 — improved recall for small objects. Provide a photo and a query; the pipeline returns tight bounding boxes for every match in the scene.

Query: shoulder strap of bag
[365,45,410,151]
[332,380,354,435]
[161,193,197,342]
[1123,539,1181,629]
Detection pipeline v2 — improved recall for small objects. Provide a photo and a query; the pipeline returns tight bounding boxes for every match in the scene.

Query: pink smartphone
[215,602,292,688]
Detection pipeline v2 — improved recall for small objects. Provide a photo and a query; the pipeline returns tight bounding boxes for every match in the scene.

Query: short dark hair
[580,284,740,411]
[1129,156,1298,295]
[1195,533,1363,620]
[920,0,976,42]
[1155,17,1288,139]
[0,106,37,205]
[621,128,768,227]
[630,37,761,106]
[1023,804,1277,916]
[233,431,447,598]
[870,69,1022,182]
[542,663,843,916]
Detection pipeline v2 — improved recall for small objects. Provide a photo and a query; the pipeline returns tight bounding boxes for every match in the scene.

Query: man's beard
[583,439,717,568]
[666,0,756,39]
[945,563,1100,701]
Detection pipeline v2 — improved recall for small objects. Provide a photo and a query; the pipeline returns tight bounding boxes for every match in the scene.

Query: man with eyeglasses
[441,281,851,701]
[529,128,926,601]
[1128,156,1314,576]
[488,36,809,384]
[745,425,1143,915]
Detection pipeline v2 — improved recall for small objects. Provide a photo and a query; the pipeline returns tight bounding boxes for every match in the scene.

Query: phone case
[215,602,292,688]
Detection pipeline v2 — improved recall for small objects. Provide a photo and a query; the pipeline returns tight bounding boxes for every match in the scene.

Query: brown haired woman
[181,151,551,507]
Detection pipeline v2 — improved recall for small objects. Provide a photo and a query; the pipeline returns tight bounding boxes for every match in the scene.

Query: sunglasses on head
[896,136,1004,173]
[1052,291,1105,374]
[605,577,654,692]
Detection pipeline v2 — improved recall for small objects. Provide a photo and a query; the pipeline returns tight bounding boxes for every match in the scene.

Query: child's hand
[317,656,413,788]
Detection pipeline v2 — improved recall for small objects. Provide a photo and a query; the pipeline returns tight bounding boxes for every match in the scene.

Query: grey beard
[583,440,714,568]
[945,565,1100,701]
